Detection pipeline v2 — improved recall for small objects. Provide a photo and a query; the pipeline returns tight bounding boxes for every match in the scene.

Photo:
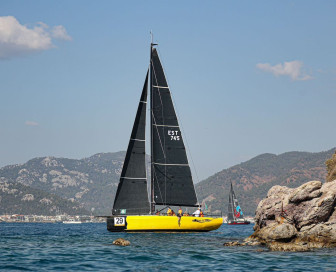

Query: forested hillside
[195,148,335,215]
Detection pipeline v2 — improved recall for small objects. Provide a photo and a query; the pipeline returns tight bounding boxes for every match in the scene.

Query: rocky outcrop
[249,179,336,251]
[113,238,130,246]
[223,241,245,246]
[326,151,336,182]
[288,180,322,203]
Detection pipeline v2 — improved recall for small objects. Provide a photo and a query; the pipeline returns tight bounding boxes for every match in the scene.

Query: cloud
[51,25,72,41]
[256,60,313,81]
[0,16,72,60]
[25,121,39,126]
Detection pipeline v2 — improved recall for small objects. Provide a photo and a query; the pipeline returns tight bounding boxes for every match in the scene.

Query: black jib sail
[150,48,198,207]
[112,71,150,215]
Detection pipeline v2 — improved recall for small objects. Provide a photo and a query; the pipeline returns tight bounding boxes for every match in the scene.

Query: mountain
[0,152,126,215]
[195,148,336,216]
[0,179,88,215]
[1,148,335,216]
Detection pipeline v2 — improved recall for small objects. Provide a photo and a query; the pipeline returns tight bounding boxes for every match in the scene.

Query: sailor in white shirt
[193,208,201,217]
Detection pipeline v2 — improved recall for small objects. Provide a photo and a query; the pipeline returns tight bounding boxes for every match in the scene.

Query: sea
[1,223,336,272]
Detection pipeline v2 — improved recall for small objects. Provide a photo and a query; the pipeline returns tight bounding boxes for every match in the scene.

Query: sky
[1,1,336,181]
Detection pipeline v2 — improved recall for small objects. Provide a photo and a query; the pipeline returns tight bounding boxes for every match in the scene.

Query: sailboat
[227,183,250,225]
[106,41,223,232]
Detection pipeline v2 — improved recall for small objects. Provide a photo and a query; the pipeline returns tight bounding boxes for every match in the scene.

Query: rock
[289,180,322,204]
[267,185,293,200]
[327,207,336,223]
[256,223,297,242]
[243,236,261,246]
[223,241,245,246]
[250,179,336,251]
[298,223,336,246]
[254,185,294,230]
[267,241,310,252]
[294,186,336,229]
[112,238,130,246]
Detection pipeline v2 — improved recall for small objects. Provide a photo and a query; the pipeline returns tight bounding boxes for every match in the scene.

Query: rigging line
[156,47,201,206]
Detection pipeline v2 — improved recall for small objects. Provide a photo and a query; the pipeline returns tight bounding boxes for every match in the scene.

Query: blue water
[1,223,336,271]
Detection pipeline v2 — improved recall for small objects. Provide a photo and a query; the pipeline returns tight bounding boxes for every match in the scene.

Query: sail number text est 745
[168,130,180,141]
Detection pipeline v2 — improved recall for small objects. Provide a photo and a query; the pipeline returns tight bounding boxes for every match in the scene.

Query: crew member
[193,208,201,217]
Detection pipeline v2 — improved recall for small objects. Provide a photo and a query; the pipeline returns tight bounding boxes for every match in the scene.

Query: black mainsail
[150,47,198,209]
[112,71,150,215]
[227,183,246,223]
[227,183,235,222]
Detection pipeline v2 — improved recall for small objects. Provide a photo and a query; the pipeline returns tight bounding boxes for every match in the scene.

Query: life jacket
[200,211,204,217]
[178,209,183,215]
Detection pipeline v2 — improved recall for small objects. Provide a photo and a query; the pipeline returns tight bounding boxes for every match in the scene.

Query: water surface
[1,223,336,271]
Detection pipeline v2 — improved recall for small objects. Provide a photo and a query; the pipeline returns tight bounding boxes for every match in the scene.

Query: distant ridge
[195,148,336,215]
[0,181,88,215]
[1,148,335,216]
[0,152,126,215]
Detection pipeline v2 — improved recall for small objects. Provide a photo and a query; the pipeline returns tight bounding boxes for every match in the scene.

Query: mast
[150,34,157,214]
[150,41,154,214]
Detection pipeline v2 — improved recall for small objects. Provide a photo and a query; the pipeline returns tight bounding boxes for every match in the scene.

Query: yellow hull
[107,215,223,232]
